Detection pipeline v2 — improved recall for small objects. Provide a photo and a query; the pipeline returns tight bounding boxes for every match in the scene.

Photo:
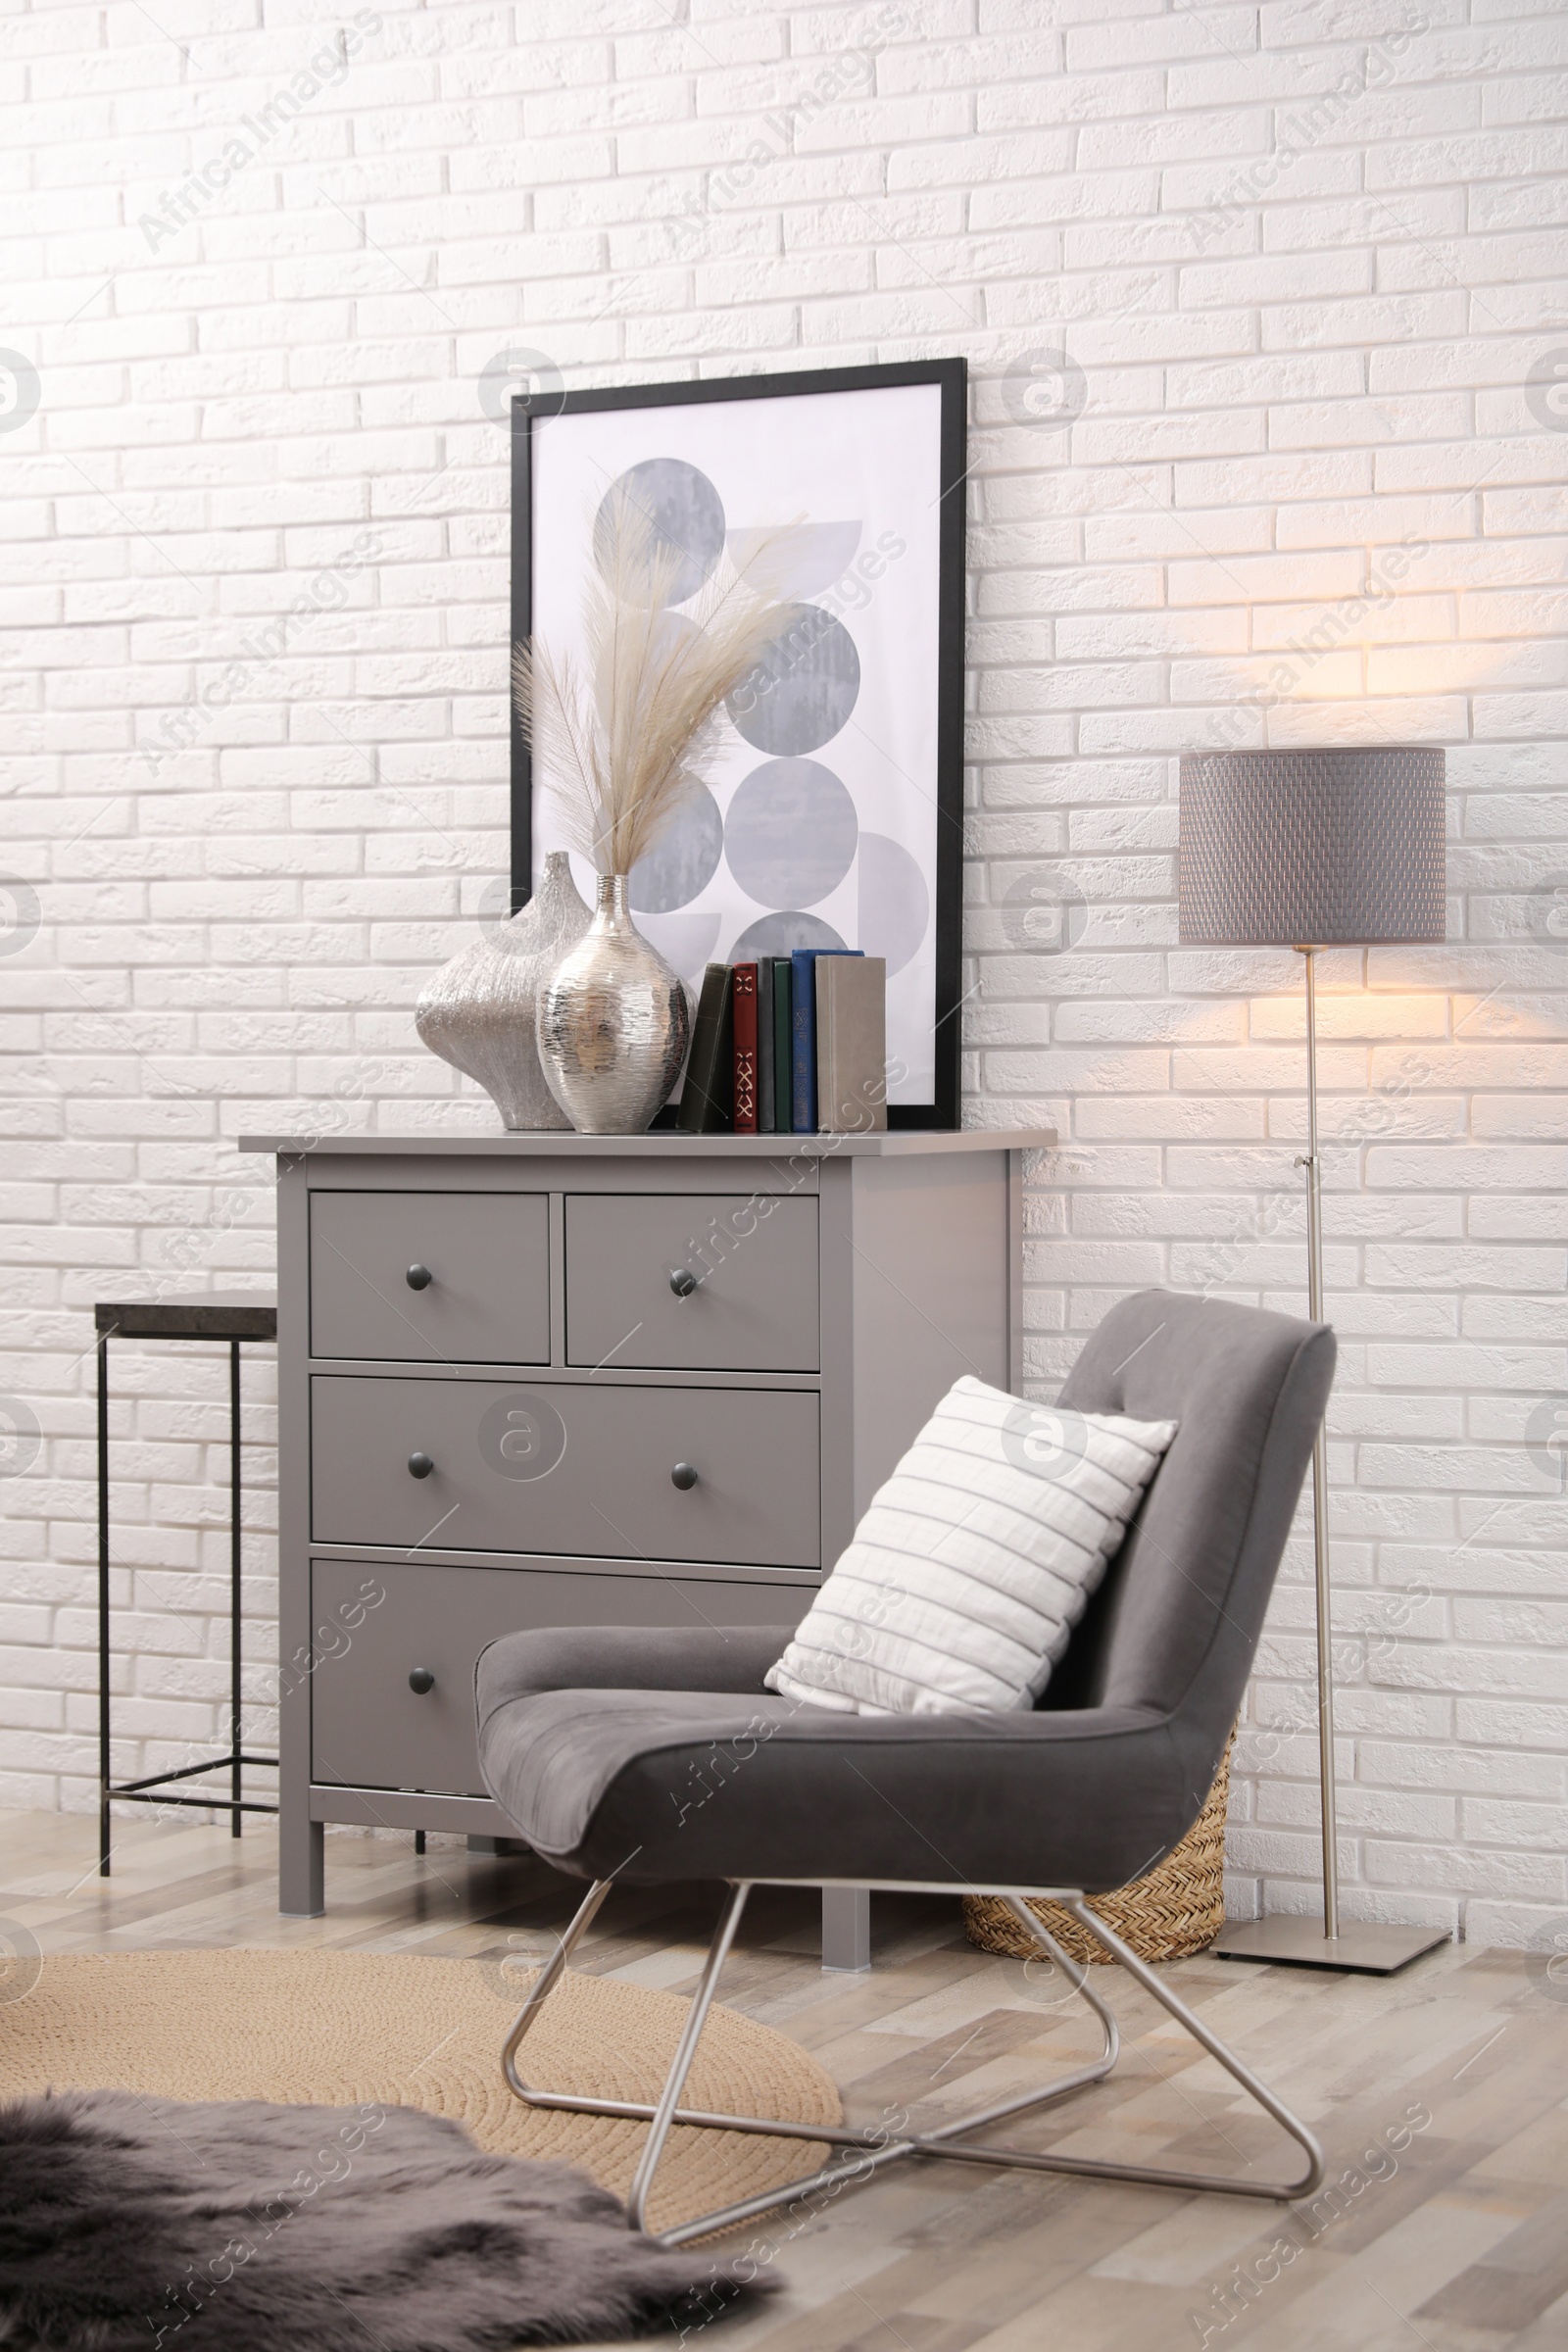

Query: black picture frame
[510,358,966,1131]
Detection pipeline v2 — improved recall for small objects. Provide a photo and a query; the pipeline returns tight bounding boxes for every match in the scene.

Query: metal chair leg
[502,1875,615,2101]
[504,1878,1279,2249]
[1052,1896,1325,2198]
[625,1882,752,2230]
[500,1872,921,2238]
[510,1872,766,2238]
[901,1896,1323,2201]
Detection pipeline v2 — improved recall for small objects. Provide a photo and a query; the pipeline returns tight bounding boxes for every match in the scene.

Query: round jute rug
[0,1947,842,2238]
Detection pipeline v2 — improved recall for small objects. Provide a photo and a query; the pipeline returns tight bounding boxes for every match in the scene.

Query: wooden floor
[4,1808,1568,2350]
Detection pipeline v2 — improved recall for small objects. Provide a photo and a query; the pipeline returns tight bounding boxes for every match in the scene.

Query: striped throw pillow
[764,1376,1177,1716]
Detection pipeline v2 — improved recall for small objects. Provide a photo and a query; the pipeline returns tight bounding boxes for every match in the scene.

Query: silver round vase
[415,852,591,1131]
[536,873,691,1135]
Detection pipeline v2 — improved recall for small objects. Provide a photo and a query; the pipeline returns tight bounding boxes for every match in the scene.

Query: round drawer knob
[408,1667,435,1695]
[668,1268,697,1298]
[406,1263,433,1291]
[670,1461,699,1491]
[407,1450,434,1479]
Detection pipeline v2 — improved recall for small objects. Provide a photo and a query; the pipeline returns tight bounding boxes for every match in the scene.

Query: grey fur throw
[0,2088,775,2347]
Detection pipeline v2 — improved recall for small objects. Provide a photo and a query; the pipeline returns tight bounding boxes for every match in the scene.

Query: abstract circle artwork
[724,760,858,909]
[726,521,861,599]
[857,832,930,978]
[522,371,960,1116]
[629,785,724,914]
[594,460,725,605]
[637,911,721,983]
[728,911,848,961]
[727,603,860,755]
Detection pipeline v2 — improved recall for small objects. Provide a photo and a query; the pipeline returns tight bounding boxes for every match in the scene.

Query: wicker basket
[962,1742,1232,1966]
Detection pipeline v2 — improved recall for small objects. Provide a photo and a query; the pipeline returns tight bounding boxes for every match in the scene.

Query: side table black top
[95,1292,277,1343]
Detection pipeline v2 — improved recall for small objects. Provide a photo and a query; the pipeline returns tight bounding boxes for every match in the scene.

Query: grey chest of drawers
[245,1127,1052,1928]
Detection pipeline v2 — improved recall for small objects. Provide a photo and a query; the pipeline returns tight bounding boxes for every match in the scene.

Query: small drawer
[310,1375,821,1568]
[565,1193,818,1372]
[308,1559,807,1796]
[310,1191,550,1364]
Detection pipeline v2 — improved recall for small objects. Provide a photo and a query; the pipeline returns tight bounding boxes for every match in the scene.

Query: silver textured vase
[536,872,692,1135]
[415,853,591,1131]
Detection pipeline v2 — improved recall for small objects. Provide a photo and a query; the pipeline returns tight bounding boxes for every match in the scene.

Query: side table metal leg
[821,1886,871,1972]
[97,1330,112,1880]
[229,1339,242,1840]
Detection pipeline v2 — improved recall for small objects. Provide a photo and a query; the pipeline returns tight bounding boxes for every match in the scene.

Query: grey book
[814,955,888,1134]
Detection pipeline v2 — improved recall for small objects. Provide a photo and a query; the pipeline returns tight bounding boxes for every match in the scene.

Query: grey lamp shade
[1179,748,1446,948]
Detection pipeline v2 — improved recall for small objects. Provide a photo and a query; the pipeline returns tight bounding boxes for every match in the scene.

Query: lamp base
[1212,1915,1449,1977]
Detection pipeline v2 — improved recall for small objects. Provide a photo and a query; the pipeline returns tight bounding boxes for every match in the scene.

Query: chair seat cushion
[475,1625,1200,1892]
[472,1292,1335,1899]
[763,1379,1177,1716]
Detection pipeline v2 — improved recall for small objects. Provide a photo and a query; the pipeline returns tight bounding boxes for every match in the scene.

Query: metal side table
[96,1292,279,1876]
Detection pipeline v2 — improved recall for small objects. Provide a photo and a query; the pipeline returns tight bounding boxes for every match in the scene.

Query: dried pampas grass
[513,491,792,877]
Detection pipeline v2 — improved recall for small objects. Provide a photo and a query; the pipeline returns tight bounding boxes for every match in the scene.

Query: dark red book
[731,962,759,1133]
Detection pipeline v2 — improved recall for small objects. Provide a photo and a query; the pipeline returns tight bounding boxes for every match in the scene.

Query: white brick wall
[3,0,1565,1947]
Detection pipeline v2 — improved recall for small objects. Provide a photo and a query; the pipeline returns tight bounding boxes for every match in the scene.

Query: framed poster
[511,359,965,1128]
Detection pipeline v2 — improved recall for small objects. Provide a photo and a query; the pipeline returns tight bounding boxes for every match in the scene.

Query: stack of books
[675,950,888,1135]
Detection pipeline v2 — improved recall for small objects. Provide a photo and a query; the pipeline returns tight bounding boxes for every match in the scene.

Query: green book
[769,957,793,1133]
[675,962,733,1133]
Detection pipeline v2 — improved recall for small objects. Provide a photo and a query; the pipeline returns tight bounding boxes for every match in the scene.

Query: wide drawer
[310,1191,550,1364]
[310,1375,821,1568]
[564,1193,818,1371]
[309,1559,808,1797]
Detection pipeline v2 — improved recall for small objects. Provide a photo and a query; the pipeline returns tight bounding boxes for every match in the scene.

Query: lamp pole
[1296,946,1339,1941]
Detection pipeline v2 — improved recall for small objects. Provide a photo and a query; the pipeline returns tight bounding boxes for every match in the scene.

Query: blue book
[790,949,861,1133]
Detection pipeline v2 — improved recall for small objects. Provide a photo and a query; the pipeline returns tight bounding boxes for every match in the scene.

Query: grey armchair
[476,1289,1336,2245]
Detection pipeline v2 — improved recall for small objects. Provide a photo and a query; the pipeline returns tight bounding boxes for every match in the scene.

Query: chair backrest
[1045,1290,1334,1763]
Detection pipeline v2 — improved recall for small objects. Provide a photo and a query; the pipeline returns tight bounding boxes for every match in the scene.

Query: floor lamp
[1179,747,1448,1975]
